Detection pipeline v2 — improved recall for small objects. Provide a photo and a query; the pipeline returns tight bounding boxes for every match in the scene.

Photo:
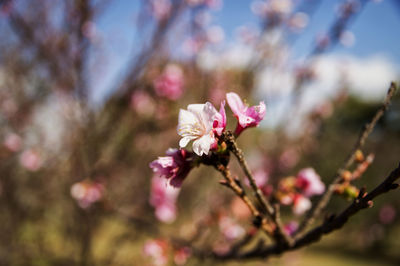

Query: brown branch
[294,82,397,239]
[215,163,274,236]
[222,131,293,246]
[208,162,400,260]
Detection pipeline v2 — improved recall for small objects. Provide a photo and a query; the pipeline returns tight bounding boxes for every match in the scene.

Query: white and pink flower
[177,102,219,156]
[149,148,193,187]
[143,239,169,266]
[292,194,312,215]
[296,168,325,197]
[226,92,266,136]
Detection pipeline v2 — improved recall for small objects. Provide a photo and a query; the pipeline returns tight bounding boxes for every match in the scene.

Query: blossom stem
[215,163,274,236]
[222,131,293,246]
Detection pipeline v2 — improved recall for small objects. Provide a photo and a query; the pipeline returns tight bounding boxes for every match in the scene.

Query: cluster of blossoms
[276,168,325,215]
[149,92,265,221]
[70,180,104,209]
[3,133,44,172]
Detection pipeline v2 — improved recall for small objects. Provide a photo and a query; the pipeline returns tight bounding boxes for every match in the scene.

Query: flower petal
[226,92,245,116]
[192,133,215,156]
[179,137,192,148]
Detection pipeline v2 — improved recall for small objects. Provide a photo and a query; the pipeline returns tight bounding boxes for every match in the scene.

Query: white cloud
[255,53,399,129]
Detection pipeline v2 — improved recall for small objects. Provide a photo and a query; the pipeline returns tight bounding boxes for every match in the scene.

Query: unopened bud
[355,150,364,163]
[344,185,359,200]
[341,170,353,181]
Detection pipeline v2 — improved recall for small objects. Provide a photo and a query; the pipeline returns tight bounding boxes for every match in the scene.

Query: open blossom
[177,102,219,156]
[150,149,193,187]
[292,194,312,215]
[226,92,266,136]
[150,176,180,223]
[296,168,325,197]
[154,64,184,100]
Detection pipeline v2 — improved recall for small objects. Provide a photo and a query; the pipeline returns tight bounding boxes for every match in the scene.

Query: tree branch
[295,82,397,239]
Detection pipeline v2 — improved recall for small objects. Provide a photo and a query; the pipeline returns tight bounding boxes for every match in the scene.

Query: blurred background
[0,0,400,265]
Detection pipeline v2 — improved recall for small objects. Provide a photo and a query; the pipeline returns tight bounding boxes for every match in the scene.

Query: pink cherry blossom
[130,90,156,116]
[3,133,22,152]
[19,149,43,172]
[212,101,226,136]
[296,168,325,197]
[226,92,266,136]
[149,176,180,223]
[284,221,299,236]
[143,239,169,266]
[153,64,184,100]
[292,194,312,215]
[70,180,104,209]
[219,215,245,241]
[177,102,219,156]
[174,247,191,265]
[149,148,193,187]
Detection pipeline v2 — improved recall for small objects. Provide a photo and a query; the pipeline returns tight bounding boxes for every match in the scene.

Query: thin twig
[215,163,274,235]
[208,162,400,260]
[222,131,293,246]
[295,82,397,239]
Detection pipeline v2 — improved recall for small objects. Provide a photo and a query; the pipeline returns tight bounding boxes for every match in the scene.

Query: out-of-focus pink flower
[174,247,191,265]
[19,149,43,172]
[150,176,180,223]
[279,148,299,171]
[313,101,333,119]
[3,133,22,152]
[288,12,309,32]
[226,92,266,136]
[186,0,222,9]
[244,168,269,188]
[340,30,355,47]
[251,0,292,18]
[130,90,156,116]
[379,205,396,225]
[284,221,299,236]
[143,239,169,266]
[70,180,104,209]
[219,215,245,241]
[154,64,184,100]
[213,101,226,136]
[296,168,325,197]
[150,148,193,187]
[182,37,205,56]
[149,0,171,20]
[207,25,225,44]
[177,102,219,156]
[293,194,312,215]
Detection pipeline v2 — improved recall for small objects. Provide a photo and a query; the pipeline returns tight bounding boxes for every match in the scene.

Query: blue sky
[91,0,400,103]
